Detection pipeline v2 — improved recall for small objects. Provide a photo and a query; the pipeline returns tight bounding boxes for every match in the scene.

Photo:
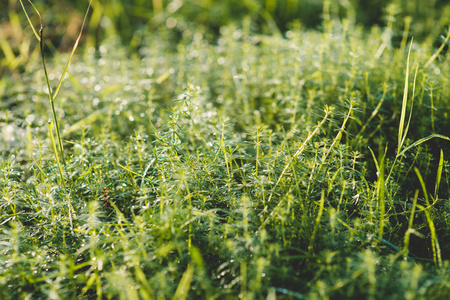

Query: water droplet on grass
[99,45,107,54]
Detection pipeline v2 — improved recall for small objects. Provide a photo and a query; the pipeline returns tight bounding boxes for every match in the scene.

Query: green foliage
[1,0,450,299]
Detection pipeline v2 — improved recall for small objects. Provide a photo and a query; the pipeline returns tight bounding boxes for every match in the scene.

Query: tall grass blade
[47,121,66,191]
[40,26,65,166]
[400,63,418,149]
[23,0,93,177]
[172,264,194,300]
[377,146,386,240]
[434,149,444,200]
[53,0,93,99]
[397,134,450,157]
[18,0,41,41]
[397,39,413,156]
[414,167,442,267]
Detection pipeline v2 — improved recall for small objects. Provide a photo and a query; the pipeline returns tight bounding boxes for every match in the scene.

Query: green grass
[1,1,450,299]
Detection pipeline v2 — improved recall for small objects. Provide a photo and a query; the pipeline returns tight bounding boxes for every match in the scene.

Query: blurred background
[1,0,449,77]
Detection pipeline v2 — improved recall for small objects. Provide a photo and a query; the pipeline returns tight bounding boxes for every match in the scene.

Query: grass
[1,0,450,299]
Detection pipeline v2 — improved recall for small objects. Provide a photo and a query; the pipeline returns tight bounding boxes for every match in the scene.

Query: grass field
[1,0,450,299]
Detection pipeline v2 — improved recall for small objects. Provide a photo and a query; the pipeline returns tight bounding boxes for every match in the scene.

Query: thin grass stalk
[321,101,354,162]
[267,106,332,203]
[399,17,412,53]
[3,162,17,217]
[356,82,388,140]
[21,0,93,168]
[220,123,235,206]
[220,130,231,180]
[369,144,387,239]
[41,28,65,165]
[180,173,193,250]
[308,190,325,254]
[430,87,435,133]
[18,0,41,41]
[53,0,93,99]
[47,121,66,190]
[414,168,442,267]
[18,1,65,165]
[423,26,450,69]
[403,189,419,260]
[313,101,354,192]
[254,126,262,176]
[48,121,75,234]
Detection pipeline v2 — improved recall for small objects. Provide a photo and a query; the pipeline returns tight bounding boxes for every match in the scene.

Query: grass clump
[1,1,450,299]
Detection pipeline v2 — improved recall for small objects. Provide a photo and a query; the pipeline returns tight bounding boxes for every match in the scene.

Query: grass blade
[414,168,442,267]
[434,149,444,200]
[53,0,93,99]
[397,134,450,157]
[377,146,386,240]
[18,0,41,41]
[403,189,419,260]
[400,63,418,149]
[47,121,66,190]
[40,26,65,166]
[397,39,413,156]
[172,264,194,300]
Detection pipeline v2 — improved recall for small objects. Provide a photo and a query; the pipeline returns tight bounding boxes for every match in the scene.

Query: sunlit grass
[1,1,450,299]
